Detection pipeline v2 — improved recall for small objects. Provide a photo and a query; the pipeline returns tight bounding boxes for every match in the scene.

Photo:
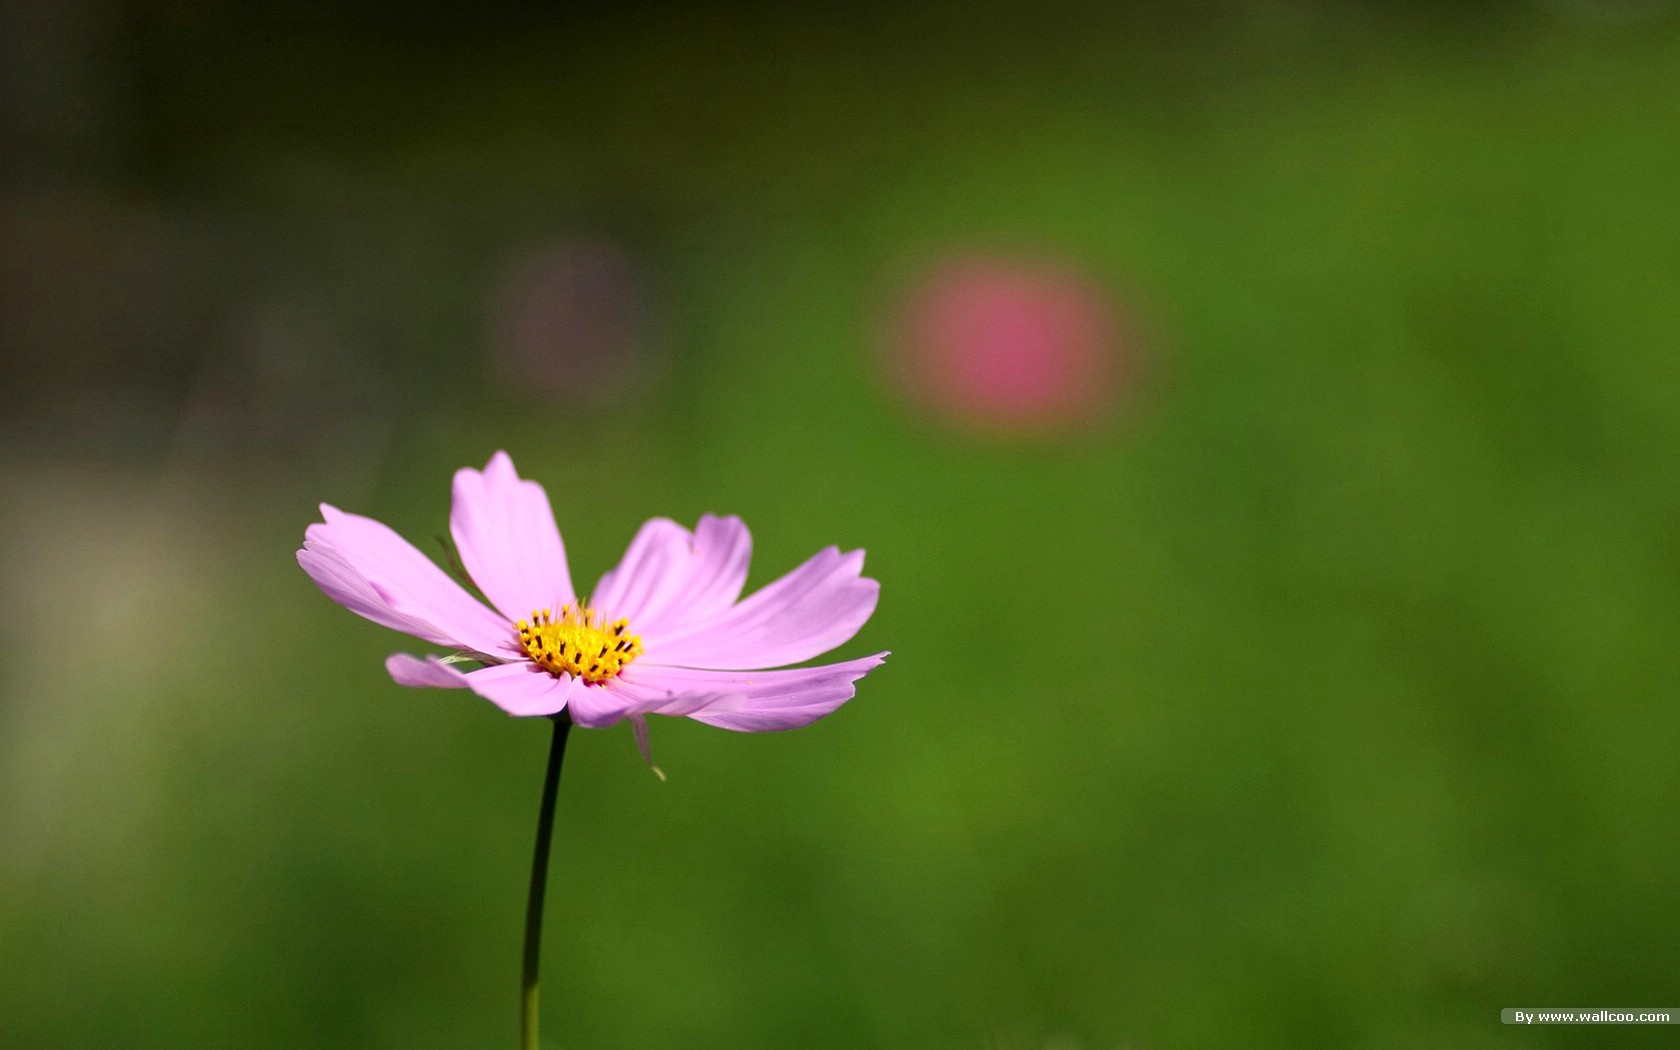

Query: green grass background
[2,4,1678,1047]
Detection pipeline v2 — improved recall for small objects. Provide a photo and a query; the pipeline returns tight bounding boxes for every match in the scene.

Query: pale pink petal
[587,518,687,620]
[575,653,887,731]
[590,514,751,635]
[644,547,879,670]
[387,654,574,718]
[300,505,516,657]
[386,653,472,688]
[299,547,435,642]
[461,661,576,717]
[565,677,721,729]
[450,451,575,622]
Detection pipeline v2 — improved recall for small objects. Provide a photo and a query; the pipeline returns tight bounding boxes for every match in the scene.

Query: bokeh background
[4,2,1679,1047]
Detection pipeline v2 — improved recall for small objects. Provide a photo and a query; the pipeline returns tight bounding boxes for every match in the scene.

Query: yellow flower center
[515,601,643,684]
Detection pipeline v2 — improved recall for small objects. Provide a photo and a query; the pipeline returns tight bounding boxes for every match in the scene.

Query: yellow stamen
[515,600,643,684]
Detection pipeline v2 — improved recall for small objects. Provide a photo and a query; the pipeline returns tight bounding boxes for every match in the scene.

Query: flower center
[515,601,643,684]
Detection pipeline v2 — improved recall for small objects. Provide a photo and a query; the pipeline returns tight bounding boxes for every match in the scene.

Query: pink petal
[386,654,574,718]
[565,676,721,729]
[581,653,887,731]
[462,661,577,717]
[644,547,879,670]
[300,505,516,656]
[450,451,575,623]
[386,653,472,688]
[590,514,751,636]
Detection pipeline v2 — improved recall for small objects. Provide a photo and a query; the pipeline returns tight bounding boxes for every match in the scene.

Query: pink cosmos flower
[298,452,885,735]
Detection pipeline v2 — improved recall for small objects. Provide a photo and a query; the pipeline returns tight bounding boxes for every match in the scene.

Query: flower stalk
[522,714,572,1050]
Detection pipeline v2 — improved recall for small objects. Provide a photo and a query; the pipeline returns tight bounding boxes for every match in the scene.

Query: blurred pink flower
[887,255,1137,434]
[298,452,885,734]
[489,240,655,405]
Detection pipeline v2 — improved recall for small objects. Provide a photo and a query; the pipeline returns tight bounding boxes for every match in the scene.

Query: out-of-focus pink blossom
[886,255,1138,435]
[488,240,655,404]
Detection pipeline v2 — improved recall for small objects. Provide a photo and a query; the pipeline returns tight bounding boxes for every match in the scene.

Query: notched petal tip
[450,450,575,622]
[644,543,881,671]
[592,514,753,635]
[297,503,514,654]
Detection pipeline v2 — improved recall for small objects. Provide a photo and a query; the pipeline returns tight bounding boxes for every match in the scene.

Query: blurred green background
[4,2,1680,1047]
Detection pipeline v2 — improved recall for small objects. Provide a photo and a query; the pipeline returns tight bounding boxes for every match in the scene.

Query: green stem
[522,714,572,1050]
